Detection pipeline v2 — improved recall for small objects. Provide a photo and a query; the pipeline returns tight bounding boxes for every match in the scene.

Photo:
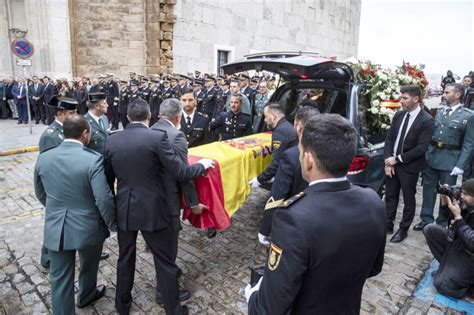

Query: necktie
[186,116,192,127]
[396,113,410,156]
[99,117,105,131]
[445,108,452,116]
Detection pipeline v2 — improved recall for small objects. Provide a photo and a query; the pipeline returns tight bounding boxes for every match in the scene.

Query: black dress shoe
[181,305,189,315]
[387,225,394,234]
[77,285,106,308]
[390,229,408,243]
[413,221,428,231]
[100,252,110,260]
[207,228,217,238]
[156,289,191,305]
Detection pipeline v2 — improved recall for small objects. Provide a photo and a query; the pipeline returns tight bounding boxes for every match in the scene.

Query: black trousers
[31,99,45,123]
[110,105,119,129]
[0,100,7,118]
[423,224,474,298]
[45,102,54,124]
[115,217,181,315]
[120,113,129,129]
[386,164,419,230]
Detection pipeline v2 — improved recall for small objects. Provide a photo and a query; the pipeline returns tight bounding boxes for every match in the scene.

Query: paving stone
[30,273,46,285]
[427,307,445,315]
[0,282,12,296]
[21,292,43,306]
[22,264,38,276]
[2,263,18,274]
[12,273,25,283]
[16,281,34,295]
[27,302,49,313]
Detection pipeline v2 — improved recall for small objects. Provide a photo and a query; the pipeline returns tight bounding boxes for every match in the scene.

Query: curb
[0,146,39,157]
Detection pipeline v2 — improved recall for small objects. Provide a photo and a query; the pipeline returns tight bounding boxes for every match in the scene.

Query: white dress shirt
[393,106,422,159]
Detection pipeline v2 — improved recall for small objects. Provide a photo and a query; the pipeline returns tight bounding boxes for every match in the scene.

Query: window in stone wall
[217,50,229,76]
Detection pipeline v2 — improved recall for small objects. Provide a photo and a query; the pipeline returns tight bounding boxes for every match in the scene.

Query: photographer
[423,179,474,299]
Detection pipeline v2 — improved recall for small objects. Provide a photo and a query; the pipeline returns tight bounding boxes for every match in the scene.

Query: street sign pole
[23,65,32,134]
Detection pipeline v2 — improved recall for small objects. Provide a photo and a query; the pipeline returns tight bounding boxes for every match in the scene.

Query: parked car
[222,51,386,195]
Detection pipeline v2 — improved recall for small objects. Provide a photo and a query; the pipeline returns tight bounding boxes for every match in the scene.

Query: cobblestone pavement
[0,105,465,314]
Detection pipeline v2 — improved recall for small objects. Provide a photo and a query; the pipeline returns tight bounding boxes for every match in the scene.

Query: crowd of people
[11,66,474,314]
[0,72,277,134]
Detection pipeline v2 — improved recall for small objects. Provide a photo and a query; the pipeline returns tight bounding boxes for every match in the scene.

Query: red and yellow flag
[183,133,273,230]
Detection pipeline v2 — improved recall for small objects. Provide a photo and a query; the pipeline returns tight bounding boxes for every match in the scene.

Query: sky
[358,0,473,79]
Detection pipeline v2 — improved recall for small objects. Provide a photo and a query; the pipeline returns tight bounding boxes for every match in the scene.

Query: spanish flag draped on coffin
[182,132,273,230]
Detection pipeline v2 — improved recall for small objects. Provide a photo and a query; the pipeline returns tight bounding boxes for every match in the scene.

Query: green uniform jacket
[34,141,116,251]
[38,120,64,153]
[84,112,109,155]
[426,106,474,171]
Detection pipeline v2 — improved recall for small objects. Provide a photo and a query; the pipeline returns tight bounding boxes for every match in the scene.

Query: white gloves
[450,167,464,176]
[109,231,118,239]
[249,177,261,188]
[245,276,263,302]
[258,233,270,247]
[197,158,215,170]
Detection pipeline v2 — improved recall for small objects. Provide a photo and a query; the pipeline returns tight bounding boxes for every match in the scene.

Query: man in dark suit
[104,99,214,315]
[105,73,120,130]
[29,76,45,124]
[12,78,28,124]
[249,103,298,190]
[179,88,211,148]
[384,85,435,243]
[151,98,209,301]
[258,106,318,244]
[34,115,117,314]
[43,76,57,124]
[246,114,386,314]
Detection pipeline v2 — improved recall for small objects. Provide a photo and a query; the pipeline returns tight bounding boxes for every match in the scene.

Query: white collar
[448,103,462,113]
[309,176,348,186]
[88,111,102,123]
[54,119,63,126]
[63,139,84,147]
[183,110,195,121]
[407,105,421,117]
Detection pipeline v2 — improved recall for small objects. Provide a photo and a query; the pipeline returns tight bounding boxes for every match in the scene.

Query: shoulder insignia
[264,196,284,211]
[272,140,281,149]
[46,128,54,134]
[268,242,283,271]
[280,192,306,208]
[58,134,63,140]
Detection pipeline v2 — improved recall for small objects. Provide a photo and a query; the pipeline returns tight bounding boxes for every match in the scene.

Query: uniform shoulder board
[196,112,205,117]
[462,107,474,115]
[264,196,284,210]
[280,191,306,208]
[46,128,54,134]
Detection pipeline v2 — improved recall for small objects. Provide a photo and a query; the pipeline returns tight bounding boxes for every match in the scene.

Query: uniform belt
[431,141,461,150]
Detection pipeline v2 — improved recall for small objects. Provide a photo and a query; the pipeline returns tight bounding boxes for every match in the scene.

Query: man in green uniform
[38,95,78,269]
[38,96,78,153]
[83,92,112,261]
[414,84,474,230]
[34,114,116,314]
[84,92,109,155]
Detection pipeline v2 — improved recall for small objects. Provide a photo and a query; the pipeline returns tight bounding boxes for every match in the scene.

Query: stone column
[0,0,73,79]
[0,0,14,76]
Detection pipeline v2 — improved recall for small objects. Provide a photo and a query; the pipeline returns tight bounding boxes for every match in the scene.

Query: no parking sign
[11,38,34,59]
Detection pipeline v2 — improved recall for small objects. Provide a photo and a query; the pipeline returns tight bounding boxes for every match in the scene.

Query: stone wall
[70,0,176,78]
[172,0,361,74]
[0,0,73,79]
